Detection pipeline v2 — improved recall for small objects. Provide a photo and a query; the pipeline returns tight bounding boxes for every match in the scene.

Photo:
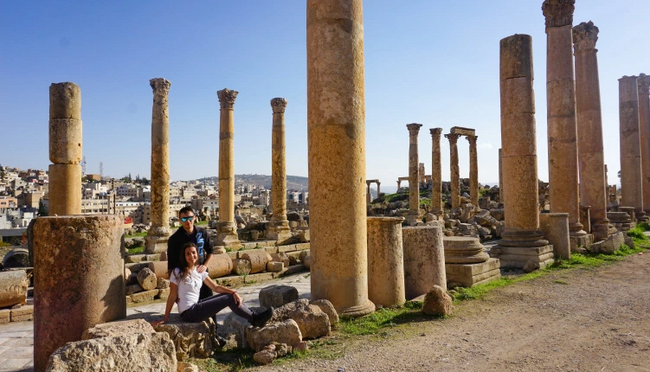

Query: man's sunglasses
[181,216,194,222]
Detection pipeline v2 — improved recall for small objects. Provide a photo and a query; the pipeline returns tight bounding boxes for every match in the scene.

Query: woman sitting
[152,242,273,328]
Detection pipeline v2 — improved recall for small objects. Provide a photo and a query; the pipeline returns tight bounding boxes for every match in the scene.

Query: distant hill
[199,174,308,191]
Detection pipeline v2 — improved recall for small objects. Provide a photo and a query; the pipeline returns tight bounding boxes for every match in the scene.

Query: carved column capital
[217,88,238,110]
[150,78,171,95]
[542,0,575,28]
[429,127,443,140]
[466,135,478,146]
[573,21,598,52]
[445,133,461,145]
[638,73,650,95]
[406,123,423,134]
[271,97,288,114]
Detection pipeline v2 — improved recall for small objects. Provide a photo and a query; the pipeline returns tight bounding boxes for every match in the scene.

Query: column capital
[444,133,461,144]
[542,0,574,29]
[638,73,650,95]
[572,21,598,52]
[217,88,239,110]
[406,123,423,134]
[149,78,171,95]
[429,127,443,139]
[271,97,288,114]
[465,135,478,145]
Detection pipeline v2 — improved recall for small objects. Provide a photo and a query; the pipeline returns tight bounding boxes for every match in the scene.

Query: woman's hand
[150,319,165,327]
[233,292,242,306]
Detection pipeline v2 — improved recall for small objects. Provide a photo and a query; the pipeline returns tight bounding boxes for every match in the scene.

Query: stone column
[445,132,461,208]
[217,88,241,247]
[367,217,405,307]
[267,97,292,244]
[543,0,587,240]
[498,148,503,202]
[376,181,381,198]
[402,225,446,299]
[573,22,610,240]
[407,123,422,225]
[467,134,479,206]
[48,82,82,216]
[366,180,372,204]
[33,215,125,372]
[430,128,443,212]
[619,76,646,220]
[145,78,171,253]
[307,0,374,317]
[638,74,650,216]
[496,34,553,269]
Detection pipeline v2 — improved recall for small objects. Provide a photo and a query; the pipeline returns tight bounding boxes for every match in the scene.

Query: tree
[38,200,48,216]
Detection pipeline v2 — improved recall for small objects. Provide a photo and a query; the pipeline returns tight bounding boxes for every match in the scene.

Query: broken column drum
[496,33,553,269]
[407,123,423,225]
[402,225,446,300]
[146,78,172,253]
[33,215,125,372]
[217,88,241,247]
[573,22,610,240]
[307,0,374,317]
[543,0,586,238]
[267,97,292,244]
[48,82,82,216]
[367,217,406,307]
[619,76,646,221]
[430,128,443,212]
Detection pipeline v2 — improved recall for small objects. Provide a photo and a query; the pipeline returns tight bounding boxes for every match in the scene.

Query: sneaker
[252,307,274,328]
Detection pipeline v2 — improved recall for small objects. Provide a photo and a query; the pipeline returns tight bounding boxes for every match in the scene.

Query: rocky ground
[250,251,650,372]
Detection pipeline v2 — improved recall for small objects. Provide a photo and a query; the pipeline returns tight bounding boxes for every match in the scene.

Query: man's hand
[197,264,207,273]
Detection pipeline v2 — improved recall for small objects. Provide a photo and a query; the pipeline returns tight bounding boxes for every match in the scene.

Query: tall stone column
[543,0,587,240]
[467,134,479,206]
[496,34,553,269]
[376,181,381,198]
[619,76,646,220]
[268,97,292,244]
[498,148,503,202]
[573,22,610,240]
[445,132,461,208]
[217,88,241,247]
[48,82,82,216]
[366,180,372,204]
[407,123,422,225]
[145,78,171,253]
[307,0,374,317]
[638,74,650,216]
[33,215,125,372]
[430,128,443,212]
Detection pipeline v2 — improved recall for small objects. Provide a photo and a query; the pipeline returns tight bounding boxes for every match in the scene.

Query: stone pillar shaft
[271,98,288,221]
[430,128,443,211]
[467,135,479,206]
[619,76,645,218]
[218,88,238,224]
[149,78,171,234]
[307,0,374,317]
[33,215,125,372]
[638,74,650,215]
[407,123,422,220]
[446,133,461,208]
[498,148,503,202]
[543,0,584,235]
[573,22,609,239]
[367,217,405,307]
[48,82,82,215]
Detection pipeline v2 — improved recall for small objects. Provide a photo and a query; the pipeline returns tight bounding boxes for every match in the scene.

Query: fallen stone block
[126,283,144,295]
[246,319,302,351]
[422,285,452,317]
[309,299,339,328]
[232,258,252,276]
[137,267,157,291]
[157,288,171,300]
[157,278,170,289]
[590,231,625,254]
[266,261,284,272]
[223,312,253,349]
[154,315,215,360]
[271,252,290,267]
[270,299,330,339]
[82,319,154,340]
[253,345,277,365]
[10,304,33,322]
[241,249,273,274]
[206,253,234,278]
[0,270,29,308]
[0,309,10,324]
[259,285,299,308]
[129,289,158,304]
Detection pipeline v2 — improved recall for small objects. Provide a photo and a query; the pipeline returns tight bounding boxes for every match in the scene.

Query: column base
[446,258,501,288]
[145,228,170,254]
[491,244,554,270]
[266,220,293,244]
[569,233,594,252]
[216,221,241,249]
[591,221,611,242]
[338,299,376,318]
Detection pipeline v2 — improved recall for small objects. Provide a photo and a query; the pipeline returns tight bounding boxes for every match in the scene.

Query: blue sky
[1,1,648,191]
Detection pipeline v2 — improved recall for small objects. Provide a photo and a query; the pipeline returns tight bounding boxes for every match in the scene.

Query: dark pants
[180,293,254,323]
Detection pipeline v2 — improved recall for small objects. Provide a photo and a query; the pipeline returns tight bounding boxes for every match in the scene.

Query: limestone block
[129,289,158,303]
[137,267,157,291]
[223,312,254,349]
[539,213,571,260]
[82,319,154,340]
[254,346,277,365]
[367,216,406,307]
[309,299,339,328]
[271,252,291,267]
[403,226,447,300]
[232,258,252,276]
[246,319,302,352]
[422,285,453,316]
[443,236,489,264]
[158,277,170,289]
[47,163,82,215]
[270,299,330,339]
[241,249,273,274]
[46,332,177,372]
[147,260,170,280]
[0,309,9,324]
[126,283,143,295]
[286,251,301,265]
[0,270,29,308]
[157,288,171,300]
[154,315,215,360]
[445,258,501,288]
[206,253,234,278]
[10,305,33,322]
[267,261,284,272]
[298,229,310,242]
[259,285,299,308]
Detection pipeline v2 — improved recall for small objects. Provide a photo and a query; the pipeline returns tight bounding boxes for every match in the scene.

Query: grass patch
[340,303,426,336]
[126,246,144,255]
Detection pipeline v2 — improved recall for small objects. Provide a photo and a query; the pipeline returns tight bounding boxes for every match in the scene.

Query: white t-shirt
[170,267,208,313]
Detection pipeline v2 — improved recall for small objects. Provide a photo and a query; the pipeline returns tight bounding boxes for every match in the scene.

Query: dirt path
[255,252,650,372]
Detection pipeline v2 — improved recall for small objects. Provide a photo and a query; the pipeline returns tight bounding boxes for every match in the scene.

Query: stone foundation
[446,258,501,288]
[493,245,554,269]
[569,233,594,252]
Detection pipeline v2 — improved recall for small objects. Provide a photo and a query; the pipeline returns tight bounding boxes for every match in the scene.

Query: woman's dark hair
[174,242,197,281]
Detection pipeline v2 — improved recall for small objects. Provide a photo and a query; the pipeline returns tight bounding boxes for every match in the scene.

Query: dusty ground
[252,252,650,372]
